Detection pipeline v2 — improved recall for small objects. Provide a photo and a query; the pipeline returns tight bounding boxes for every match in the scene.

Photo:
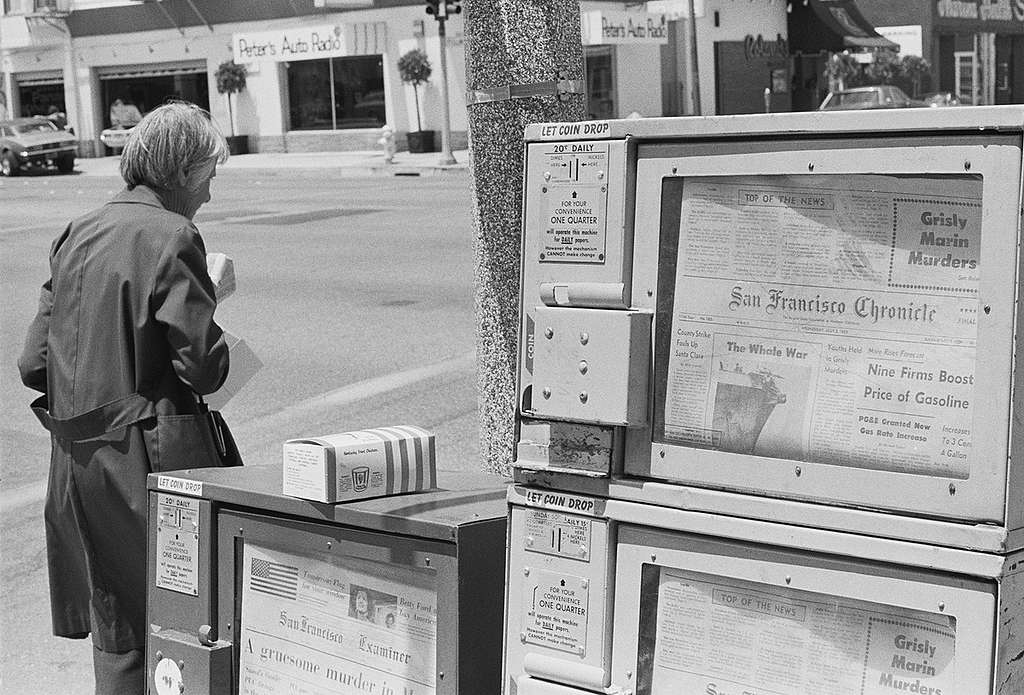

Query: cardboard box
[283,426,437,503]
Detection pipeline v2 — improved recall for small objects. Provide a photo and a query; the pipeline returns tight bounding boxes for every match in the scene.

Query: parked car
[100,125,134,150]
[920,91,963,107]
[0,117,78,176]
[818,85,922,111]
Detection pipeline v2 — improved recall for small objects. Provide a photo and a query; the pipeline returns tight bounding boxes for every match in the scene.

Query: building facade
[2,0,471,156]
[858,0,1024,105]
[2,0,788,156]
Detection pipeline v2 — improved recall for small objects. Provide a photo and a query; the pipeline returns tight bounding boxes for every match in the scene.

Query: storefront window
[18,82,64,118]
[584,46,616,120]
[100,72,209,128]
[955,51,978,105]
[287,55,385,130]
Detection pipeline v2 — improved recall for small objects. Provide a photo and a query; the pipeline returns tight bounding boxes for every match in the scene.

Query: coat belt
[31,392,156,441]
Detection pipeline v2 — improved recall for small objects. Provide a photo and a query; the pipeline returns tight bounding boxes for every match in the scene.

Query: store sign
[936,0,1024,23]
[877,25,922,57]
[581,10,669,45]
[232,24,347,63]
[744,33,788,62]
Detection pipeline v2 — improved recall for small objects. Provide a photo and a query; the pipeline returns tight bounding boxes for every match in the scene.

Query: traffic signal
[425,0,460,20]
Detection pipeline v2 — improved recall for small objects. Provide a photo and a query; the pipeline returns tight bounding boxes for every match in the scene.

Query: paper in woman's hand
[205,330,263,410]
[206,252,236,302]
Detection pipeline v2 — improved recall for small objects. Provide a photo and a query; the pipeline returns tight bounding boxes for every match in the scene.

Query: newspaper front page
[637,566,956,695]
[660,174,981,478]
[239,543,437,695]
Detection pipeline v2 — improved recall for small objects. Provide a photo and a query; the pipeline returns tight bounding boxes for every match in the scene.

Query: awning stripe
[99,66,205,80]
[17,77,64,87]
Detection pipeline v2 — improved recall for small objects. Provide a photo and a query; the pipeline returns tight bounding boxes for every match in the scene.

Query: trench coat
[18,185,230,652]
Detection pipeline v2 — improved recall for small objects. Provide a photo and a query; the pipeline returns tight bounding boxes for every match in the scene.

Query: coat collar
[110,185,168,210]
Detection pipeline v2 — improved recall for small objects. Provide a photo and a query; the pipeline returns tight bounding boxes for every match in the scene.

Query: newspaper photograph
[636,565,956,695]
[238,542,437,695]
[660,174,982,478]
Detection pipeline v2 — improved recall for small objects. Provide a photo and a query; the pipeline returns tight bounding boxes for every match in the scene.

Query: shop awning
[97,61,206,81]
[16,71,64,86]
[788,0,899,53]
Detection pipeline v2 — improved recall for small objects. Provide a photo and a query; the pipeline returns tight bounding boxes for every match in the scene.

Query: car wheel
[0,152,17,177]
[57,152,75,174]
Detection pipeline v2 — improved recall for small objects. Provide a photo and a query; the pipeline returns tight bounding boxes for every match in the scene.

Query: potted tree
[397,49,436,153]
[215,60,249,155]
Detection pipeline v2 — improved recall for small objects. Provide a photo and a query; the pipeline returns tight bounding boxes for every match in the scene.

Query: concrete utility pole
[463,0,587,475]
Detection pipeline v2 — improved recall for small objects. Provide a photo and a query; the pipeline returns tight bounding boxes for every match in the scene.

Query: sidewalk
[73,148,471,177]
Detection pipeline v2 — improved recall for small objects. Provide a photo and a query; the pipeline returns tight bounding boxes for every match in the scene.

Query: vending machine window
[626,136,1020,523]
[220,511,441,695]
[515,109,1024,534]
[611,521,1002,695]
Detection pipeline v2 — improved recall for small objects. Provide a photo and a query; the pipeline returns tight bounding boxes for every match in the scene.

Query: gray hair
[120,101,228,191]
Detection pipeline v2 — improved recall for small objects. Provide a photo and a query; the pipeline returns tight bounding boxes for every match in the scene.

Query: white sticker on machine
[155,493,200,596]
[523,508,592,561]
[540,142,609,264]
[522,569,590,654]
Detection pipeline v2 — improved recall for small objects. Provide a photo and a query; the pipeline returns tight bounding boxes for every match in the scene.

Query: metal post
[2,63,16,121]
[64,30,83,137]
[687,0,701,114]
[328,58,337,130]
[464,0,586,474]
[436,16,456,165]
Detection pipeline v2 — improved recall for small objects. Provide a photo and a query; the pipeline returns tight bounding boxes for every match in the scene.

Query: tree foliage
[823,53,861,92]
[398,50,432,132]
[215,60,248,137]
[397,49,432,87]
[823,51,933,96]
[215,60,248,95]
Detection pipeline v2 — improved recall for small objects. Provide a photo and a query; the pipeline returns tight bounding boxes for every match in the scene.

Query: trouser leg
[93,646,145,695]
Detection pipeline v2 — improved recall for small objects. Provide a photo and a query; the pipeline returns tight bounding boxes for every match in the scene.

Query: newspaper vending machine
[504,107,1024,695]
[146,466,508,695]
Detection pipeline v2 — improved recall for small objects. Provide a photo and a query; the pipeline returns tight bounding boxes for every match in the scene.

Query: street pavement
[1,159,482,693]
[71,147,472,178]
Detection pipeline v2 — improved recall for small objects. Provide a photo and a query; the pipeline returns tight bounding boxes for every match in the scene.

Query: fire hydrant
[378,125,395,164]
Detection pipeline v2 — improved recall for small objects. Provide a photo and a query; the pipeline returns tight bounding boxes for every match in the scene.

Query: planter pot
[226,135,249,155]
[407,130,437,153]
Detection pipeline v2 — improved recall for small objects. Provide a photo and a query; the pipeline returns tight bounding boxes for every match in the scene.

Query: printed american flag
[249,557,299,600]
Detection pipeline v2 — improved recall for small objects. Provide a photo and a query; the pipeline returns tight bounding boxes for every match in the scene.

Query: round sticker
[153,657,183,695]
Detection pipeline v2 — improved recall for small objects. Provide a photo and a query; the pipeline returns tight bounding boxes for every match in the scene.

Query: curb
[71,151,470,178]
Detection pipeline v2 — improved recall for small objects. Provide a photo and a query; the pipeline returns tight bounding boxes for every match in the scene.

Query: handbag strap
[194,393,227,457]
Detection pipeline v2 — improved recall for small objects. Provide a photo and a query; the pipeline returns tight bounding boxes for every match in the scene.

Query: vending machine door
[611,523,997,695]
[625,123,1023,528]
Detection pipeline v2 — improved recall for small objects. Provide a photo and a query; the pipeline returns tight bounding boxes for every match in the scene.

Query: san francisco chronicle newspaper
[660,174,981,479]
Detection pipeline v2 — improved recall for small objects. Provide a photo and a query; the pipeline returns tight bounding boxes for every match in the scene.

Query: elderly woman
[18,101,232,694]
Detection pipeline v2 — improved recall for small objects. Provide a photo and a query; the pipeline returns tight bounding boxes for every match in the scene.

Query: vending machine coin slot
[505,490,615,693]
[531,306,650,426]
